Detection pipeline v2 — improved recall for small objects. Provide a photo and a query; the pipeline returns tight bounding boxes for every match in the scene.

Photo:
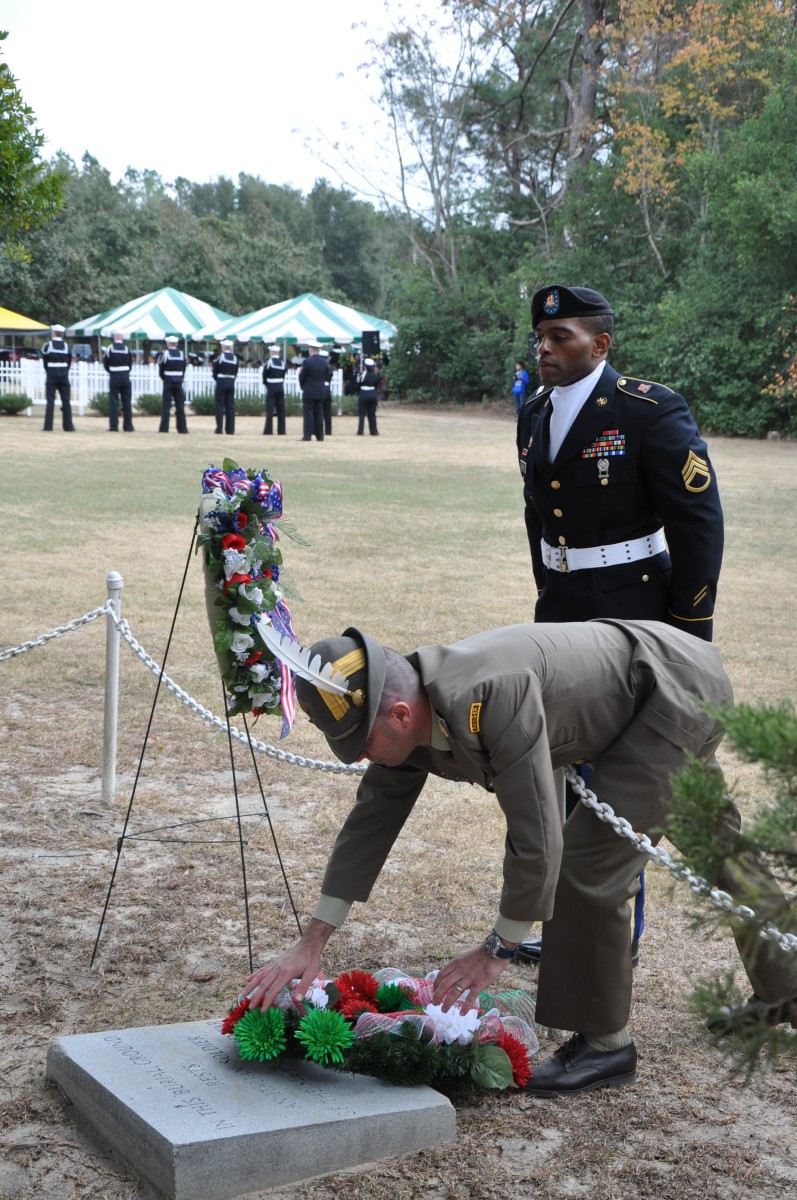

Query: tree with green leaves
[0,31,63,260]
[667,701,797,1072]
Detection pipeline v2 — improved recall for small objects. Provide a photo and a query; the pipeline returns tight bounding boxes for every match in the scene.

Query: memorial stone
[46,1018,456,1200]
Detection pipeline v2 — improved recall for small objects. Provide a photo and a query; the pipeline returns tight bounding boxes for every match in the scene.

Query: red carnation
[220,997,250,1036]
[333,969,379,1004]
[496,1030,532,1088]
[223,572,252,593]
[244,651,262,665]
[339,997,379,1021]
[236,512,248,529]
[221,533,247,552]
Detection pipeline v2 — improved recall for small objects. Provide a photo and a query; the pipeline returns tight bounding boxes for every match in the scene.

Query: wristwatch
[483,929,517,960]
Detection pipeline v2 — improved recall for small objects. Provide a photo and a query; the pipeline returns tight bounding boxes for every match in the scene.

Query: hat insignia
[542,289,560,315]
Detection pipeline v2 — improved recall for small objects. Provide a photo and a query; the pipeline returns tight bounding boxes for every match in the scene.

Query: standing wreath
[198,459,307,733]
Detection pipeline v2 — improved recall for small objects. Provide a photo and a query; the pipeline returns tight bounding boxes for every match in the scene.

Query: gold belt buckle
[559,547,569,573]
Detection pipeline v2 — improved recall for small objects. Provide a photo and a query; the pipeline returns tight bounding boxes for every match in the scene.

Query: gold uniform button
[618,378,626,386]
[551,480,561,489]
[553,508,563,517]
[642,574,650,582]
[600,478,608,486]
[558,536,566,546]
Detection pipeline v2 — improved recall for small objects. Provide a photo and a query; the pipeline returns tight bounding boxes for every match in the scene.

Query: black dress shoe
[515,937,640,968]
[524,1034,637,1097]
[514,936,542,964]
[707,993,797,1038]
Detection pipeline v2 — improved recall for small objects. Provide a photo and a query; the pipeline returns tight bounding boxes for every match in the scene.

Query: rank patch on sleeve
[469,703,482,733]
[682,450,712,493]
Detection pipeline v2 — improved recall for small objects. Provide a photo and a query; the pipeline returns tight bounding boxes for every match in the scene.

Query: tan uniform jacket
[320,620,730,933]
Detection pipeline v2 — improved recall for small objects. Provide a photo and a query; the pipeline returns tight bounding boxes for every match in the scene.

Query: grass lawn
[1,405,796,1200]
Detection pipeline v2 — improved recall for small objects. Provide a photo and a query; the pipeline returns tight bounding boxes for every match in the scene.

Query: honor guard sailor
[262,344,287,435]
[212,339,239,435]
[102,329,134,432]
[158,335,188,433]
[42,323,74,432]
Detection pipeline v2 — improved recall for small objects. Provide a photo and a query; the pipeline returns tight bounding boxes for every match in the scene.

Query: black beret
[531,285,613,328]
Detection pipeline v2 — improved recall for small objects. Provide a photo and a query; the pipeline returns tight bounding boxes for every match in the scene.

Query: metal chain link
[0,603,113,661]
[566,765,797,955]
[5,601,794,948]
[108,608,366,776]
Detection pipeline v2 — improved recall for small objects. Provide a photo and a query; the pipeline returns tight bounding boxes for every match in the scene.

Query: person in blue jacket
[512,359,529,415]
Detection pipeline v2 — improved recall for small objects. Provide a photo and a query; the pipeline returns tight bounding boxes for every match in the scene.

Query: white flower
[249,663,268,682]
[239,584,263,606]
[227,607,251,627]
[422,1002,481,1045]
[223,549,247,579]
[305,985,329,1008]
[250,690,277,708]
[231,631,255,659]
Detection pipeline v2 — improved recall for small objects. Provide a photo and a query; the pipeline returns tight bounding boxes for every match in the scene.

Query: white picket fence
[0,360,343,416]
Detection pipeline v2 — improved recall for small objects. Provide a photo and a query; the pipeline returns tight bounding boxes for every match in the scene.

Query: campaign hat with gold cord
[256,621,386,764]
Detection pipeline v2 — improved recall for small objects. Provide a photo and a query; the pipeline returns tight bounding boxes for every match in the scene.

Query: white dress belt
[541,528,667,573]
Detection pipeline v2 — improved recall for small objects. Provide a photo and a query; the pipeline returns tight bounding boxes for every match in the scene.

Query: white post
[102,571,123,803]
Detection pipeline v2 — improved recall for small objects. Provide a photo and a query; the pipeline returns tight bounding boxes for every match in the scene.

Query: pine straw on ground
[1,409,795,1199]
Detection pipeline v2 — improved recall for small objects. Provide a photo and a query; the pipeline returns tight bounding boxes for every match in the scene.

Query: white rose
[223,549,247,579]
[231,632,255,659]
[249,663,268,682]
[227,607,251,627]
[239,584,263,607]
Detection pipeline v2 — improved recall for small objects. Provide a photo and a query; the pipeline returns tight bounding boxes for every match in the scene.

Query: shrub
[236,394,267,416]
[135,393,163,415]
[0,393,31,415]
[188,392,216,416]
[89,392,110,416]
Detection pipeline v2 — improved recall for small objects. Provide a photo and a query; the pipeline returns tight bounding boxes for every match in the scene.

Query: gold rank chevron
[681,450,712,493]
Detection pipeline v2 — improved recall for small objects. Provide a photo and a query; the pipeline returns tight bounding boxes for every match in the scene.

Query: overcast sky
[2,0,415,197]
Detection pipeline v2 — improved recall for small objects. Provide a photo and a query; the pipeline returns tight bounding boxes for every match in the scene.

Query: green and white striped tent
[195,292,396,345]
[66,287,234,340]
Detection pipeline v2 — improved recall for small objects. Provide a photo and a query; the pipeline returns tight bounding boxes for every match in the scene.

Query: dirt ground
[1,412,796,1199]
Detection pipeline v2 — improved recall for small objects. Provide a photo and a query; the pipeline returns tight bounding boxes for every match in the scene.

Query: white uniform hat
[308,341,321,350]
[269,344,280,353]
[51,323,65,333]
[364,357,376,367]
[221,339,233,349]
[165,335,178,345]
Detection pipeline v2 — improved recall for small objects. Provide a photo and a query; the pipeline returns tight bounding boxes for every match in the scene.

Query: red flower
[264,569,273,578]
[223,572,252,593]
[244,651,262,666]
[496,1030,531,1088]
[235,512,248,530]
[221,533,247,551]
[339,997,379,1021]
[221,997,250,1036]
[334,969,379,1003]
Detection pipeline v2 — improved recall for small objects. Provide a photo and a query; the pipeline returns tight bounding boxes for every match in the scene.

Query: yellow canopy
[0,306,49,334]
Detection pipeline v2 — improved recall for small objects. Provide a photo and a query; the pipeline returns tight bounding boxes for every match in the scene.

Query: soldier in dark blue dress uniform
[515,285,725,966]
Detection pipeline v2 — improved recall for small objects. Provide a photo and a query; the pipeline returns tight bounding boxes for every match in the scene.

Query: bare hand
[431,946,510,1013]
[244,919,335,1013]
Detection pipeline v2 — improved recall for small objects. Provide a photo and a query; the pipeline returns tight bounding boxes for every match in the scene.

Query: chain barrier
[566,766,797,956]
[0,602,113,661]
[4,602,793,947]
[107,608,366,777]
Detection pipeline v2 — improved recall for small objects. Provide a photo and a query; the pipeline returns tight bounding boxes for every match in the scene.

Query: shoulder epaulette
[521,385,552,410]
[616,376,674,404]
